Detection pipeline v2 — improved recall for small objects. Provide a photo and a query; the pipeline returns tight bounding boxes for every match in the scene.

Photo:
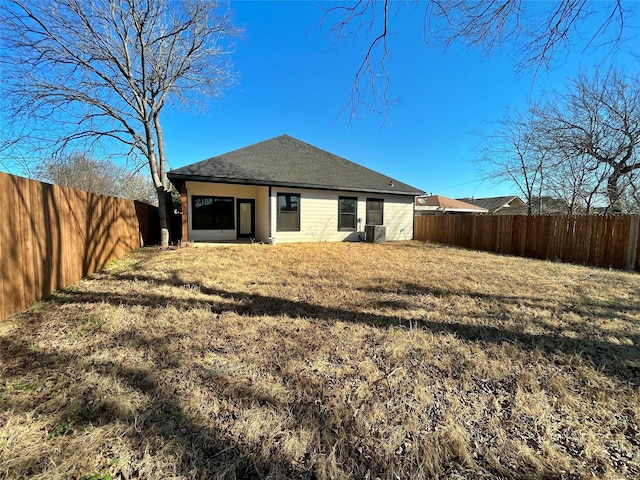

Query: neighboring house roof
[456,196,527,214]
[414,195,488,214]
[168,134,424,196]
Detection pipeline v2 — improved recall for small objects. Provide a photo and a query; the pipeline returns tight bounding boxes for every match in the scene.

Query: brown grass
[1,241,639,479]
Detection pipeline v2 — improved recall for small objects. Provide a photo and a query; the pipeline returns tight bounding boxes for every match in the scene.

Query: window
[338,196,357,231]
[192,196,234,230]
[366,198,384,225]
[277,193,300,231]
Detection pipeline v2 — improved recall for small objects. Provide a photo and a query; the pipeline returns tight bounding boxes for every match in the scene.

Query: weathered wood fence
[0,172,158,321]
[414,214,640,272]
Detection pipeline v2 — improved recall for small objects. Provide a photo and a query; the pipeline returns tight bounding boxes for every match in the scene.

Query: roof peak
[168,135,424,196]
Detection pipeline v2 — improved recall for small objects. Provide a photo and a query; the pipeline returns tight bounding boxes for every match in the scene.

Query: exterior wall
[254,187,270,241]
[185,181,269,242]
[383,195,415,241]
[184,181,414,243]
[269,187,414,244]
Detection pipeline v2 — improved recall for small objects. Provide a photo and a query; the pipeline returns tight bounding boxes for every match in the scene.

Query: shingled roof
[457,196,527,214]
[415,195,488,213]
[168,134,423,196]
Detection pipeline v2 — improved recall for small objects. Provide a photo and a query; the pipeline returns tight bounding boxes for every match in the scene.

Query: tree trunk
[607,170,624,213]
[157,186,170,247]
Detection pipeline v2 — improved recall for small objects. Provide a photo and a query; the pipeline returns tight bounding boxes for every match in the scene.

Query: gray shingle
[168,134,423,196]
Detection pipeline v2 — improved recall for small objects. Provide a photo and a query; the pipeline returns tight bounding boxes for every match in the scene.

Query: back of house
[168,135,424,244]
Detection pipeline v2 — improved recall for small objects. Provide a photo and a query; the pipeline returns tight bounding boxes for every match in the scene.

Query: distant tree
[120,173,158,207]
[0,0,238,246]
[543,152,610,214]
[36,153,157,205]
[483,68,639,214]
[478,109,548,215]
[534,68,640,213]
[321,1,638,117]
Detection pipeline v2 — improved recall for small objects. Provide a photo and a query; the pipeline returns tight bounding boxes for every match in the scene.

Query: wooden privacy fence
[0,172,158,321]
[414,214,640,272]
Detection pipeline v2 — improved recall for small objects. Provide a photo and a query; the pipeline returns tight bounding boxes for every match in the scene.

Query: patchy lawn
[1,241,639,479]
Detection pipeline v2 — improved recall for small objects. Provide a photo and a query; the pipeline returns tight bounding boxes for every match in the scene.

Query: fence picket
[0,172,158,321]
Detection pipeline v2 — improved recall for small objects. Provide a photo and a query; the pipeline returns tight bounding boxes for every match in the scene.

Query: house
[414,195,488,215]
[456,196,528,215]
[167,135,424,244]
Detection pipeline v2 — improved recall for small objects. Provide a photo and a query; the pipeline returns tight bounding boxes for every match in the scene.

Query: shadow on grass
[0,316,502,479]
[3,266,638,478]
[380,281,640,326]
[60,271,639,387]
[0,322,311,479]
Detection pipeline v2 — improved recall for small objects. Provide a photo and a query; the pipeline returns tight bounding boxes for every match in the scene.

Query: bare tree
[320,0,636,118]
[36,153,158,205]
[534,68,640,213]
[0,0,237,246]
[483,68,639,214]
[621,170,640,212]
[478,109,547,215]
[120,174,159,207]
[543,152,610,214]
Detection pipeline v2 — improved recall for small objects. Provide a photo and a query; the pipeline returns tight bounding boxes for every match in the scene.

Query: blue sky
[3,1,638,199]
[161,0,638,199]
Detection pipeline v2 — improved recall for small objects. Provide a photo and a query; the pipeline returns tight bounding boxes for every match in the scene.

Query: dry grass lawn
[1,241,639,479]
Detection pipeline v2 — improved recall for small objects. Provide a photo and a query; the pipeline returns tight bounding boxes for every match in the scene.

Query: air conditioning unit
[365,225,386,243]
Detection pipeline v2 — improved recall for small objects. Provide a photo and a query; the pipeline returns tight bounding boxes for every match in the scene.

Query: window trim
[276,192,301,232]
[366,197,384,226]
[338,196,358,231]
[191,195,235,230]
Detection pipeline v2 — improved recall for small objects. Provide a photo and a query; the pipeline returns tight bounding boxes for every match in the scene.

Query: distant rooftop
[168,134,424,196]
[457,196,527,214]
[415,195,488,213]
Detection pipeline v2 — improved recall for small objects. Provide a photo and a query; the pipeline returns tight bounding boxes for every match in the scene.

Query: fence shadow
[0,172,158,320]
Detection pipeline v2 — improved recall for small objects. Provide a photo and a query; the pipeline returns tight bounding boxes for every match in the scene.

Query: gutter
[167,173,424,197]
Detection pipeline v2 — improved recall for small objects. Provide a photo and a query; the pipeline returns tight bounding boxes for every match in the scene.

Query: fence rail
[414,214,640,272]
[1,172,158,321]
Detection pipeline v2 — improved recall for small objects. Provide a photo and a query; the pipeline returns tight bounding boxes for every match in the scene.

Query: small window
[338,196,357,231]
[277,193,300,231]
[366,198,384,225]
[192,196,234,230]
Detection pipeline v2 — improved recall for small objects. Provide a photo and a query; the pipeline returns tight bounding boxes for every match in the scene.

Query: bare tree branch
[483,67,640,213]
[477,107,548,214]
[535,68,640,212]
[0,0,239,245]
[318,0,397,120]
[320,0,637,119]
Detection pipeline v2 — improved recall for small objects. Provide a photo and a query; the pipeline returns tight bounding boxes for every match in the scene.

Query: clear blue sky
[161,1,638,199]
[4,1,637,199]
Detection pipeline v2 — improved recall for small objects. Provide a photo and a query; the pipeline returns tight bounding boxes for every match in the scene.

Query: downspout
[180,180,188,244]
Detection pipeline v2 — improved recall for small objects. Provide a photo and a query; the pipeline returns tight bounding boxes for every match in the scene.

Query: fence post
[625,215,639,271]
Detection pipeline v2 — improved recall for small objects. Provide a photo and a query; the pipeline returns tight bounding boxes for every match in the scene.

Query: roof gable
[168,134,423,196]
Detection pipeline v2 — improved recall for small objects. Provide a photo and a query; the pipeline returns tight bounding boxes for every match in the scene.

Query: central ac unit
[365,225,386,243]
